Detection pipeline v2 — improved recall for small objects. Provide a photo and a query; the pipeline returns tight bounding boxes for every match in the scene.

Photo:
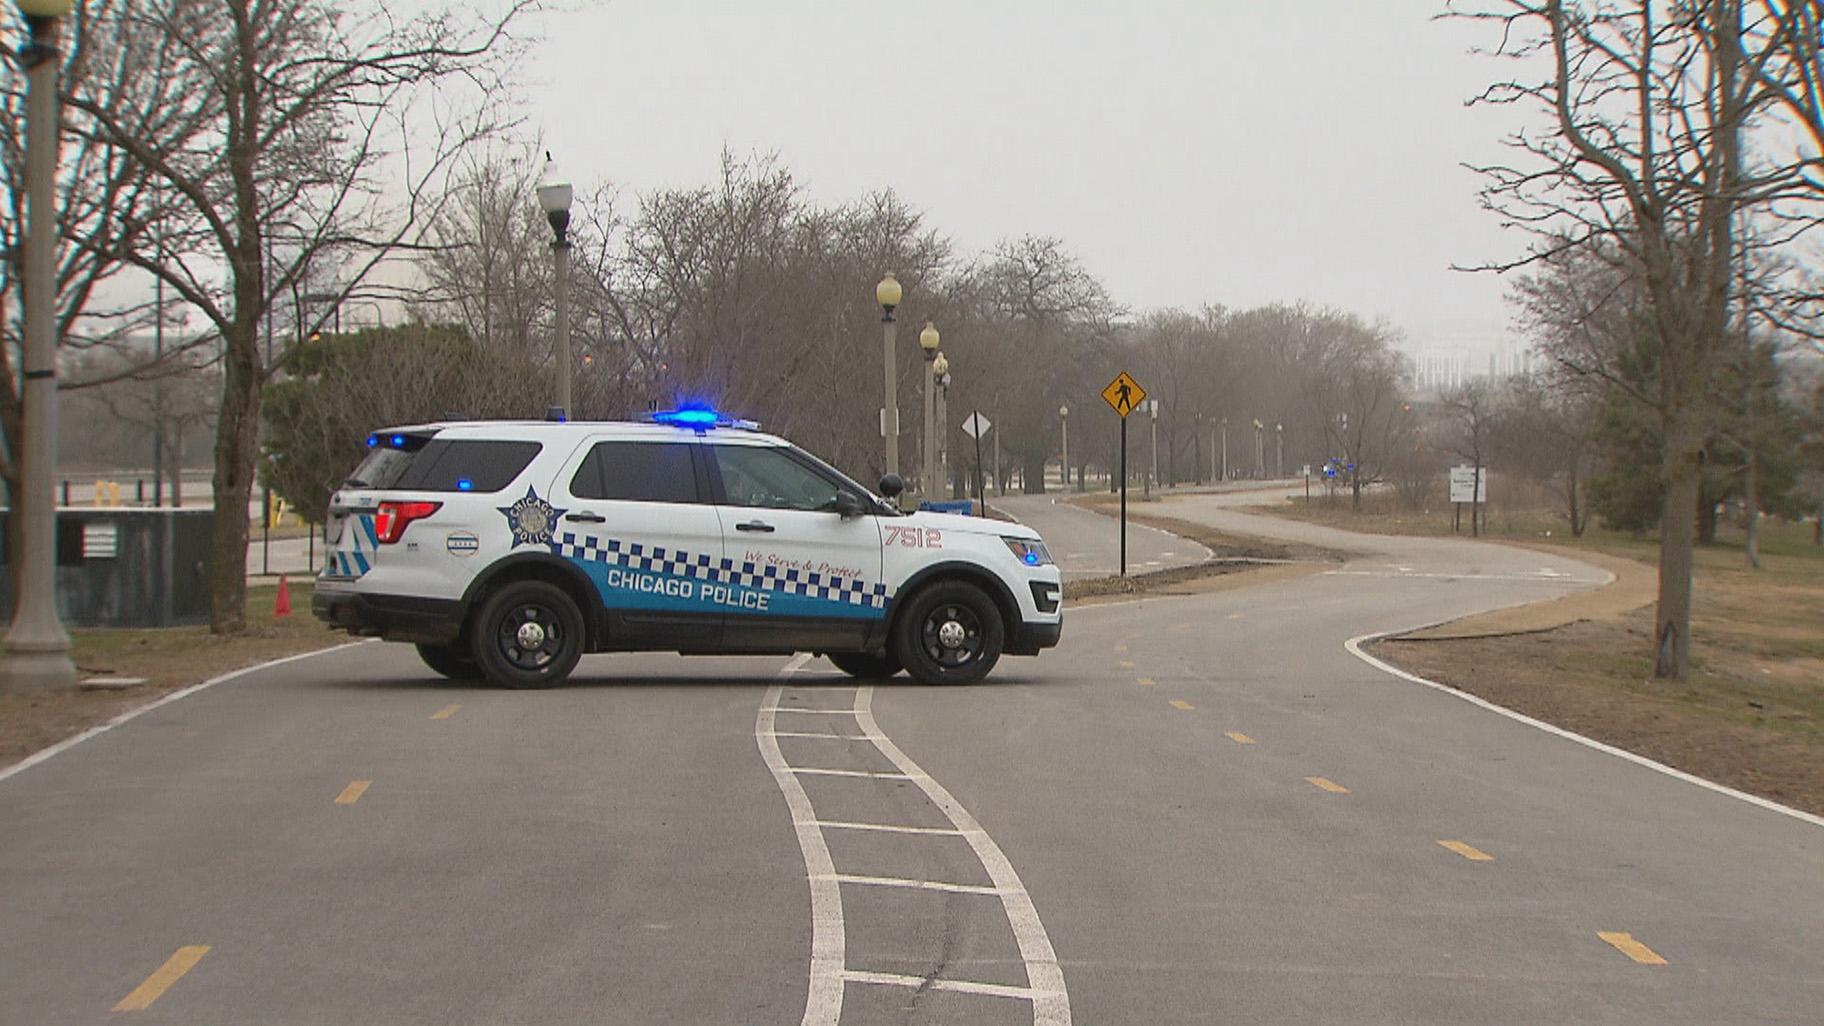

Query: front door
[706,441,887,652]
[549,437,726,651]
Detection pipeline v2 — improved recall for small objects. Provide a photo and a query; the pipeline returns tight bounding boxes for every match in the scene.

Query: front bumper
[1007,618,1063,656]
[313,588,465,645]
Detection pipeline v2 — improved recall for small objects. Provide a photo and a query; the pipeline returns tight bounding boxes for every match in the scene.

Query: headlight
[1002,537,1052,567]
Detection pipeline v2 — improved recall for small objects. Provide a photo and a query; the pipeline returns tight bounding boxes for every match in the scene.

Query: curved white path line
[854,685,1072,1025]
[0,641,372,784]
[756,654,846,1026]
[1345,627,1824,830]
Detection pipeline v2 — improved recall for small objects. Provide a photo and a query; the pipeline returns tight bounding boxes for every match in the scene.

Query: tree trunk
[1351,473,1362,511]
[168,432,184,509]
[1696,484,1720,545]
[1654,432,1702,680]
[209,330,261,634]
[1743,447,1760,569]
[1567,463,1585,537]
[1020,452,1047,495]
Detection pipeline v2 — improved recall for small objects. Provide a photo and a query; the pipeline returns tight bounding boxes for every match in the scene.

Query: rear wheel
[415,643,479,680]
[892,580,1005,685]
[471,580,585,689]
[826,651,903,680]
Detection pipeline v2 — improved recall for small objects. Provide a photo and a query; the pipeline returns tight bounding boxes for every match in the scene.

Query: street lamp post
[1147,399,1160,496]
[876,274,902,480]
[933,351,951,498]
[1220,417,1229,482]
[918,321,940,496]
[1058,405,1070,491]
[1276,422,1284,478]
[536,155,574,415]
[1252,418,1265,479]
[2,0,78,691]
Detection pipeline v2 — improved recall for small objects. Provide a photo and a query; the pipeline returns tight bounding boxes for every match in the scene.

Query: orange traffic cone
[274,575,292,617]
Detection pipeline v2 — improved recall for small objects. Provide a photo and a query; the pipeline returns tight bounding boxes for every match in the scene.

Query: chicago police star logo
[499,487,566,548]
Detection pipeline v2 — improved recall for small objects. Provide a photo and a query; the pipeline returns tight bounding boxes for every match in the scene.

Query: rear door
[549,437,727,651]
[705,440,887,652]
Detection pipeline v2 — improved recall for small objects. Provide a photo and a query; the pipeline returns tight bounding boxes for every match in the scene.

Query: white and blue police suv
[313,409,1062,688]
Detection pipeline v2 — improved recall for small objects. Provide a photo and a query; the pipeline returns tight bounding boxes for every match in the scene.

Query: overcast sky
[530,1,1537,362]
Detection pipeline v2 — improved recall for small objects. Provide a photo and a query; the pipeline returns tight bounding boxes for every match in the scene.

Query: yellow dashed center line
[1224,731,1255,745]
[113,945,210,1012]
[1306,776,1350,794]
[334,780,372,805]
[1598,931,1668,965]
[1168,699,1195,711]
[1136,677,1156,687]
[430,704,461,720]
[1438,840,1494,861]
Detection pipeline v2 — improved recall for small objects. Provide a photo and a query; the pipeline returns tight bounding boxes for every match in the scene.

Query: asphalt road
[3,489,1820,1024]
[994,493,1208,579]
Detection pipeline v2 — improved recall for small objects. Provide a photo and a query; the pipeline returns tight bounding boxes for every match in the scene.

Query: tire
[826,650,903,680]
[892,580,1005,685]
[470,580,585,689]
[415,642,480,680]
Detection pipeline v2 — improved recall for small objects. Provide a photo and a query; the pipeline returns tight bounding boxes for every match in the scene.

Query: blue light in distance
[456,478,474,491]
[390,434,406,447]
[366,435,379,448]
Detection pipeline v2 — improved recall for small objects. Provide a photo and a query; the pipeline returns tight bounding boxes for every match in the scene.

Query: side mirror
[878,474,905,498]
[833,492,864,518]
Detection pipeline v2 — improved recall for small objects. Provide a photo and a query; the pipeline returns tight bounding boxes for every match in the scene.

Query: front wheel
[415,643,480,680]
[826,651,903,680]
[893,581,1005,685]
[471,581,585,689]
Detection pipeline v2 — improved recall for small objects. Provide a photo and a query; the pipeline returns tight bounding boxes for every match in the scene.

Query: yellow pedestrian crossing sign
[1101,372,1147,417]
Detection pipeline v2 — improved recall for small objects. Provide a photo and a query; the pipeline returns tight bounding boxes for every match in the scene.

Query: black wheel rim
[919,603,983,669]
[496,602,565,672]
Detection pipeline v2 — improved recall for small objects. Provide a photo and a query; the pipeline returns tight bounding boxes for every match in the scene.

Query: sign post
[962,412,992,514]
[1100,371,1149,576]
[1449,465,1487,536]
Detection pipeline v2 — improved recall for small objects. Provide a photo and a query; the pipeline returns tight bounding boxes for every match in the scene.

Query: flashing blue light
[654,408,722,427]
[1023,551,1041,566]
[456,478,474,491]
[390,434,406,448]
[366,435,379,448]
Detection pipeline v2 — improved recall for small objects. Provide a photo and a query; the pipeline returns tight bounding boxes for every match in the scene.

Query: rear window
[358,438,542,493]
[571,441,700,503]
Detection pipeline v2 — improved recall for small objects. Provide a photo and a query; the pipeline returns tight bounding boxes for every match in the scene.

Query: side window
[712,445,844,512]
[569,441,700,503]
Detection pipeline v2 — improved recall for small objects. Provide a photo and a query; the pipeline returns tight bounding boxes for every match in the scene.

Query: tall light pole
[1147,399,1160,496]
[1058,404,1070,491]
[1252,418,1265,479]
[2,0,78,691]
[933,351,951,498]
[919,321,940,495]
[1220,417,1229,481]
[536,155,574,415]
[876,274,902,480]
[1276,422,1284,478]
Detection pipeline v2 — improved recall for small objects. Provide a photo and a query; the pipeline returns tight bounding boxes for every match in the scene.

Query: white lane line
[822,873,1012,896]
[841,969,1057,1002]
[769,732,871,741]
[757,655,847,1026]
[811,820,973,837]
[762,707,863,715]
[1,642,373,784]
[791,768,920,781]
[856,686,1073,1025]
[1345,630,1824,831]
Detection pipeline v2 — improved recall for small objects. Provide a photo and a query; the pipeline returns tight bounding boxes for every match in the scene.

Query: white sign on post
[962,412,992,439]
[1449,466,1487,504]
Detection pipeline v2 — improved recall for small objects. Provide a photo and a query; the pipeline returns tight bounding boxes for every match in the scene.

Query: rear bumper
[1007,618,1062,656]
[313,588,464,645]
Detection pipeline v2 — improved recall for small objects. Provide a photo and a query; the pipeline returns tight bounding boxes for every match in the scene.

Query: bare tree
[1440,381,1502,535]
[1451,0,1770,678]
[62,0,536,632]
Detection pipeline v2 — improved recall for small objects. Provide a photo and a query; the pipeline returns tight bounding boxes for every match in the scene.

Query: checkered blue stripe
[554,534,889,609]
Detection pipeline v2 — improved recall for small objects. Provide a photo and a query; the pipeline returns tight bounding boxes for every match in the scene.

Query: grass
[0,580,344,769]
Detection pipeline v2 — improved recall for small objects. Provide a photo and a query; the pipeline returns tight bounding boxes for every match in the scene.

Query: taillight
[373,501,442,544]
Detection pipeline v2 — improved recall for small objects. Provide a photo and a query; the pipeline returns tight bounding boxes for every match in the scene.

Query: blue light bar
[654,408,720,427]
[390,434,406,448]
[457,477,474,491]
[366,435,379,448]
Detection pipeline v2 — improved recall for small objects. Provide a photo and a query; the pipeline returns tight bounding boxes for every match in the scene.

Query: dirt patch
[1065,561,1323,607]
[1375,613,1824,817]
[1068,494,1351,564]
[1402,546,1659,639]
[0,581,344,771]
